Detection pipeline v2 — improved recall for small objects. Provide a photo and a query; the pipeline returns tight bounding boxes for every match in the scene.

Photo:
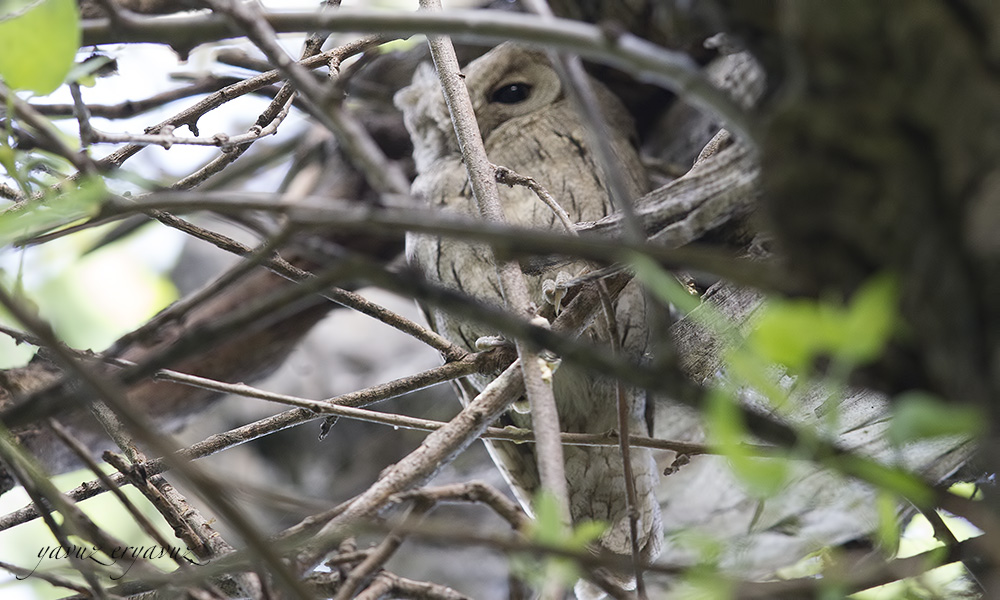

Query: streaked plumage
[395,44,663,587]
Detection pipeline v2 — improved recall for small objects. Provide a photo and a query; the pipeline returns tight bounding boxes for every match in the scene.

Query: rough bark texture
[718,1,1000,407]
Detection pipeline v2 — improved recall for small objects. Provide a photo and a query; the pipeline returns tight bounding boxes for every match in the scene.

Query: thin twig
[735,535,983,599]
[600,289,646,596]
[355,515,684,578]
[45,420,192,571]
[69,83,96,148]
[85,117,289,149]
[0,182,24,201]
[20,173,775,292]
[0,427,112,599]
[166,26,308,190]
[0,286,312,599]
[198,134,305,191]
[0,83,98,175]
[0,559,91,595]
[99,354,725,455]
[389,482,529,531]
[15,196,464,359]
[332,500,432,600]
[0,356,490,532]
[521,0,645,243]
[294,360,526,572]
[31,76,260,120]
[87,207,463,360]
[92,34,390,172]
[373,571,473,600]
[155,356,483,415]
[0,318,718,456]
[8,347,720,456]
[494,165,576,233]
[101,452,234,565]
[3,424,168,586]
[84,397,255,598]
[80,9,755,144]
[205,0,410,195]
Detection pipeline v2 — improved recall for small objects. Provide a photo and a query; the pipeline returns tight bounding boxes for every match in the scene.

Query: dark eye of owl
[490,82,532,104]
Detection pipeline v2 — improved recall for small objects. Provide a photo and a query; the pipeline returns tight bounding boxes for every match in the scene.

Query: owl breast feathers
[394,43,663,590]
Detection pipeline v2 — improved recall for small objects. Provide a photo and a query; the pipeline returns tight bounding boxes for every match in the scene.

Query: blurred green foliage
[512,491,607,590]
[0,0,80,95]
[748,274,899,373]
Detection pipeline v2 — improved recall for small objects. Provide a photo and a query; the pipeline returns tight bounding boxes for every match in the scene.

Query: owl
[395,43,663,589]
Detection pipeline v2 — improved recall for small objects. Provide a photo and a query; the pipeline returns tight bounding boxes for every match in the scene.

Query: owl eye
[490,82,532,104]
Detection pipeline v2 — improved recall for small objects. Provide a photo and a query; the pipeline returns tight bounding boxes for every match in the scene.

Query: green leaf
[528,491,566,545]
[65,54,114,87]
[840,273,899,363]
[0,143,18,182]
[748,273,899,372]
[728,454,788,499]
[0,0,80,95]
[706,387,788,497]
[567,520,606,550]
[674,565,733,600]
[706,387,744,450]
[888,392,985,446]
[512,492,608,590]
[874,491,901,555]
[524,491,605,549]
[829,453,933,507]
[629,252,701,315]
[748,300,825,371]
[0,175,106,244]
[722,348,789,409]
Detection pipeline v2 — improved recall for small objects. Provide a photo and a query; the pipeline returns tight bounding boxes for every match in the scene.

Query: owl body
[395,44,662,567]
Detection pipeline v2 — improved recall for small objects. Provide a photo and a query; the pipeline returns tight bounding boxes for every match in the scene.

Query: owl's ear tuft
[395,62,459,173]
[411,61,439,90]
[394,62,438,112]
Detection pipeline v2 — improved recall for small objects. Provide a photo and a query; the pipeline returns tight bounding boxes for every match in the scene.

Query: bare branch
[0,559,91,595]
[46,420,190,572]
[0,83,99,175]
[30,76,266,120]
[294,360,526,571]
[93,33,388,172]
[205,0,411,195]
[0,288,311,598]
[80,9,755,143]
[332,500,432,600]
[390,482,529,531]
[0,356,483,531]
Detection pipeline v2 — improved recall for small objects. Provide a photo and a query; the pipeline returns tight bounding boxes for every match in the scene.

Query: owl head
[394,43,635,174]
